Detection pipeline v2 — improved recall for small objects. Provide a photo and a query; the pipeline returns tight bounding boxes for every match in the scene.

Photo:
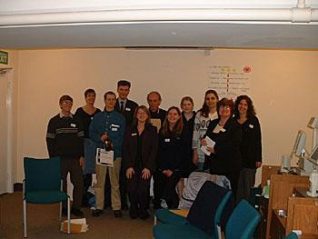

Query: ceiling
[1,0,318,50]
[1,21,318,50]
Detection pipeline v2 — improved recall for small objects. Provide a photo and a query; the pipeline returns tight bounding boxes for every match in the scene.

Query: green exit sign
[0,51,9,65]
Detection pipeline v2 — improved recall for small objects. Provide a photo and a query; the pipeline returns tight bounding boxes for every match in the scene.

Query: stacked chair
[223,199,261,239]
[153,181,261,239]
[154,181,233,239]
[285,232,298,239]
[23,157,70,237]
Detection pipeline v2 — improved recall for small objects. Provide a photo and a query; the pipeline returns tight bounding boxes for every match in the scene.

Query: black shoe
[121,203,129,210]
[129,209,138,219]
[113,210,122,218]
[71,208,84,217]
[92,209,103,217]
[139,210,150,220]
[153,204,162,210]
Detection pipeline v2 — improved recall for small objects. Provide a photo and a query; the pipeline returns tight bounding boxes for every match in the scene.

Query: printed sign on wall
[208,65,251,99]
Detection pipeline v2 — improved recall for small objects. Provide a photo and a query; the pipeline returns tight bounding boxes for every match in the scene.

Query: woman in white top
[192,90,219,170]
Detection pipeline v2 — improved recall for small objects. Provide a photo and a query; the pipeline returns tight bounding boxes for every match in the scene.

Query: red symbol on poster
[243,66,251,73]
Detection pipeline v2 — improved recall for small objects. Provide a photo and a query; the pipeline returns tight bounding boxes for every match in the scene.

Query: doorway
[0,68,13,194]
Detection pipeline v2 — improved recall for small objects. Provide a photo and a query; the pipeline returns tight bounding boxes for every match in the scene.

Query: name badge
[70,123,76,127]
[111,128,118,131]
[125,107,131,111]
[249,124,254,129]
[131,133,137,136]
[164,138,170,142]
[220,128,226,132]
[111,124,120,128]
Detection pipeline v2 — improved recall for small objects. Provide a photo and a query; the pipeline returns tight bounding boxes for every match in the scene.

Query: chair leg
[67,197,70,234]
[59,202,62,221]
[217,225,221,239]
[23,199,27,238]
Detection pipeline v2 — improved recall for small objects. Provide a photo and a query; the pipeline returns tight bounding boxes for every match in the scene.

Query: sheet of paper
[200,136,215,156]
[96,148,114,167]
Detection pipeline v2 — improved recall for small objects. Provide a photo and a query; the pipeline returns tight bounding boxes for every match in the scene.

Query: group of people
[45,80,262,220]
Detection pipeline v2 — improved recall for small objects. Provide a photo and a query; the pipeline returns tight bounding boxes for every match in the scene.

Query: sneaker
[113,210,122,218]
[92,209,103,217]
[71,208,84,217]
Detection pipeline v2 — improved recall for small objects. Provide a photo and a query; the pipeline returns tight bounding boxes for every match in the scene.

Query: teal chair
[155,181,233,239]
[224,199,261,239]
[153,181,233,239]
[23,157,70,237]
[285,232,298,239]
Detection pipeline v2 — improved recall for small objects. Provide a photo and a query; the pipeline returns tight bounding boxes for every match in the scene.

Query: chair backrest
[225,199,261,239]
[24,157,61,192]
[285,232,298,239]
[186,181,232,237]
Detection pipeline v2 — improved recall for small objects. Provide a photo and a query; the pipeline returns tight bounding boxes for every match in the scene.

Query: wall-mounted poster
[208,65,251,99]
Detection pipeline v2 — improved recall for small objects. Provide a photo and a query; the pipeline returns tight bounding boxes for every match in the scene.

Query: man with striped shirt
[46,95,85,217]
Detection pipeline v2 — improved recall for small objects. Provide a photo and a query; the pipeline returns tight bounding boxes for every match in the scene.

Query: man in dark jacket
[46,95,84,217]
[115,80,138,210]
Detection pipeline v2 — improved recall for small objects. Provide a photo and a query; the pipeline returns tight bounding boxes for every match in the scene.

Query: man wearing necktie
[120,101,124,112]
[115,80,138,210]
[115,80,138,125]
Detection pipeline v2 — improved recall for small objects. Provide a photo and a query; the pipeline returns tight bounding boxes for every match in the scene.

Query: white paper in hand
[96,148,114,167]
[200,136,215,156]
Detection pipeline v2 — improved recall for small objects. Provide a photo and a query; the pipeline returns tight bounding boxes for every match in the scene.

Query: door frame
[0,67,14,193]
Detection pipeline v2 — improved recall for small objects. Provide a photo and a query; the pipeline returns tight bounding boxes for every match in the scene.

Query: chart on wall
[208,65,251,99]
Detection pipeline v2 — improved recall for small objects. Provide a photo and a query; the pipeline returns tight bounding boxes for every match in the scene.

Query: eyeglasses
[220,105,230,109]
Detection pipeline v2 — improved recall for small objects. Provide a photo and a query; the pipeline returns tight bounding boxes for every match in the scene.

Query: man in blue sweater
[89,91,126,217]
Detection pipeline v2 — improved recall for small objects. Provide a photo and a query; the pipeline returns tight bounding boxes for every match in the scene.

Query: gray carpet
[0,192,154,239]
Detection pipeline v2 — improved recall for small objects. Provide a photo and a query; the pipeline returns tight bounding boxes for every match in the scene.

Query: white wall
[15,48,318,182]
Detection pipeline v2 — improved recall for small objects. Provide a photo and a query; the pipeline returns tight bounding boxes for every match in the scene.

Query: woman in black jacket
[202,98,242,196]
[156,106,186,209]
[123,105,158,219]
[234,95,262,201]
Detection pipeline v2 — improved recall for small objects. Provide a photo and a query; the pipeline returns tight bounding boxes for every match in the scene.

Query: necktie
[120,101,124,112]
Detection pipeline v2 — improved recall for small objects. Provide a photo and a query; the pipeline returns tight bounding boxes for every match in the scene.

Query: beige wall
[15,48,318,182]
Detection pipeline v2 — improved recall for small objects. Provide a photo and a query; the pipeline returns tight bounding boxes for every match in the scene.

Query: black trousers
[223,170,240,199]
[61,157,84,209]
[127,171,151,214]
[119,164,128,209]
[154,170,181,209]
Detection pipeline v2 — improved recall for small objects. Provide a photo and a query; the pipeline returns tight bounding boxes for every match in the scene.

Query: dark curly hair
[234,95,256,119]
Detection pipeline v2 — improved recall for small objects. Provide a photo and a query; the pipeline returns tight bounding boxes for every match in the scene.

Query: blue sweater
[89,110,125,158]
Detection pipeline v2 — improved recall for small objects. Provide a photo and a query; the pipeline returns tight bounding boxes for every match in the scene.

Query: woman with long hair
[155,106,186,209]
[123,105,158,219]
[192,90,219,170]
[234,95,262,201]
